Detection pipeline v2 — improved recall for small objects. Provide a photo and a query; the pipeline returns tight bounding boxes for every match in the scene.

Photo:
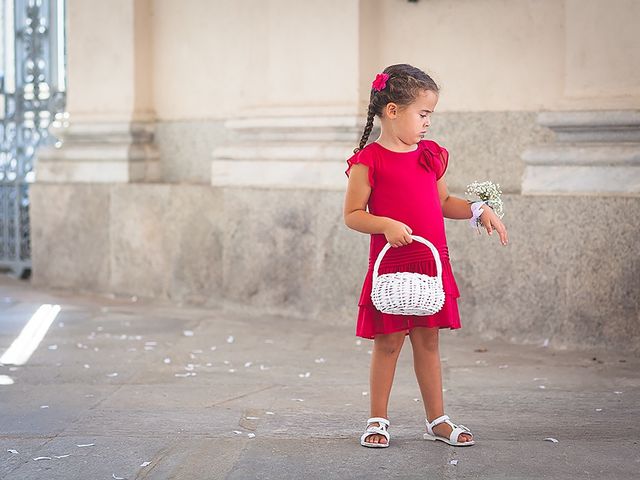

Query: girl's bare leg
[409,326,472,442]
[364,330,406,445]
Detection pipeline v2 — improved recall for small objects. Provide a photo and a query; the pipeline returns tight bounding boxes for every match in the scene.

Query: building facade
[30,0,640,353]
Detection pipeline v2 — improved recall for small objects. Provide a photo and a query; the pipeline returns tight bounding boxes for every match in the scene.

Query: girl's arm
[343,163,414,247]
[436,177,474,220]
[437,177,509,246]
[343,164,391,234]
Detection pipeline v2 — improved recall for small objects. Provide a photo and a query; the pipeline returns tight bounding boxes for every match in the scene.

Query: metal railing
[0,0,66,278]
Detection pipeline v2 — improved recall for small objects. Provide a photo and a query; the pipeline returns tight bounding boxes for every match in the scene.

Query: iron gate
[0,0,66,278]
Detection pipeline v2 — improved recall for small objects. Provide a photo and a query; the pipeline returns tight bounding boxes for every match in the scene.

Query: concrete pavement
[1,274,639,479]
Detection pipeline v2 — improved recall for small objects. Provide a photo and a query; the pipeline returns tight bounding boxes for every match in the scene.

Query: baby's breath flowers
[465,181,504,228]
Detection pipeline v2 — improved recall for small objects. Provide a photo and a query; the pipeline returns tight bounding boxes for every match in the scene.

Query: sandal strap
[450,424,473,443]
[364,426,389,437]
[367,417,390,427]
[362,426,390,442]
[426,414,474,442]
[426,414,449,431]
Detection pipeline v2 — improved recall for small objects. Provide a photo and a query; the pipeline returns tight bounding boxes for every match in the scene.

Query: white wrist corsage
[465,181,504,230]
[468,200,486,229]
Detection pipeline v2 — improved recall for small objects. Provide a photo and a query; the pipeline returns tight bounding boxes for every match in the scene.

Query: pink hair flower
[372,73,390,92]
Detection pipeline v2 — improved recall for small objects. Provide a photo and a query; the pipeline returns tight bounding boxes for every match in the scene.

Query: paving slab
[1,274,639,479]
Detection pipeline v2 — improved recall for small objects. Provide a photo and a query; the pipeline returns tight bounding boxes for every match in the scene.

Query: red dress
[345,139,462,339]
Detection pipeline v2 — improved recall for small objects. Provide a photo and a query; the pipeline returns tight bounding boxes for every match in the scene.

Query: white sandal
[360,417,390,448]
[423,414,475,446]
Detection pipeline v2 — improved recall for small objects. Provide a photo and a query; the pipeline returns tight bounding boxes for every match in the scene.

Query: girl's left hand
[478,207,509,246]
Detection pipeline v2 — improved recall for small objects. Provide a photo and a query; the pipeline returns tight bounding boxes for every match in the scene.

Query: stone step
[212,142,358,163]
[522,142,640,166]
[211,158,346,190]
[538,110,640,143]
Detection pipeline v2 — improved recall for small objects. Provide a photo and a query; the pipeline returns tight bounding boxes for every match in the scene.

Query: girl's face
[385,89,439,145]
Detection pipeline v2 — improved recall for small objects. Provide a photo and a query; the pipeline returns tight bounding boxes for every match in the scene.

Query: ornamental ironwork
[0,0,66,278]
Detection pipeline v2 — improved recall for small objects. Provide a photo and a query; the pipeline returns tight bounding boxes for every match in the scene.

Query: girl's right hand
[383,220,413,248]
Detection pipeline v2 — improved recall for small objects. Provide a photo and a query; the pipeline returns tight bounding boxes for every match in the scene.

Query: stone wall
[29,183,640,354]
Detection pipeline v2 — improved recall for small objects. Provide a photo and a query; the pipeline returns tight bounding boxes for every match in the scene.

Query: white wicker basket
[370,235,446,315]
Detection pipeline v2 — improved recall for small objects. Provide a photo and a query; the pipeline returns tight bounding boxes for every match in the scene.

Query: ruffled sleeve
[418,139,449,180]
[345,148,375,188]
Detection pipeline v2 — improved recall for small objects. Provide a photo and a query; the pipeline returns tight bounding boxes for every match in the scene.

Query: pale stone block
[155,120,226,184]
[210,113,371,189]
[538,110,640,143]
[522,165,640,196]
[29,184,111,292]
[109,185,224,301]
[522,144,640,166]
[35,160,132,183]
[213,144,355,163]
[211,160,346,190]
[36,120,160,183]
[522,110,640,195]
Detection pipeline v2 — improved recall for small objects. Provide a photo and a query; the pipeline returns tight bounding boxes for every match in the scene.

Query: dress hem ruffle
[356,323,461,340]
[355,293,462,339]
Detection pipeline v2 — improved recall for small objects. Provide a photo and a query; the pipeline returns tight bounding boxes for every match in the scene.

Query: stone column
[522,0,640,196]
[211,107,377,190]
[35,0,159,183]
[210,0,379,190]
[522,111,640,195]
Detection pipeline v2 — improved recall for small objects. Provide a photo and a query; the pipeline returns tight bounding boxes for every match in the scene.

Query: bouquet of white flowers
[465,181,504,229]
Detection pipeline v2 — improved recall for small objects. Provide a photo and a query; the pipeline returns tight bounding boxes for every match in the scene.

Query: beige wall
[66,0,153,122]
[375,0,640,111]
[65,0,640,118]
[145,0,640,120]
[151,0,361,120]
[367,0,640,111]
[564,0,640,107]
[133,0,155,120]
[373,0,566,112]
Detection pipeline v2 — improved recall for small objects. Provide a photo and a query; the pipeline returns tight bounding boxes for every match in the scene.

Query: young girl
[343,64,508,448]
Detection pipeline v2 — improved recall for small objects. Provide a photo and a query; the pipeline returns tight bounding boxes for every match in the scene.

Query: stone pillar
[35,0,159,183]
[211,107,378,190]
[210,0,379,190]
[521,1,640,196]
[522,110,640,196]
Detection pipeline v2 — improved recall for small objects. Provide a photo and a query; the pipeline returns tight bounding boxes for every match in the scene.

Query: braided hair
[354,64,440,154]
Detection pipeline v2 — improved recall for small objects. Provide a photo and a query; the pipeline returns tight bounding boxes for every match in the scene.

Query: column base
[211,111,377,190]
[36,120,160,183]
[521,110,640,196]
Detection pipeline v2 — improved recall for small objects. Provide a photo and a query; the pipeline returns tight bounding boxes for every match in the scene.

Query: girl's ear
[385,102,398,118]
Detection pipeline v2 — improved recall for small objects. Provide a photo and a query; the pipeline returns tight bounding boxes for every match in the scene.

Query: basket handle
[372,235,443,283]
